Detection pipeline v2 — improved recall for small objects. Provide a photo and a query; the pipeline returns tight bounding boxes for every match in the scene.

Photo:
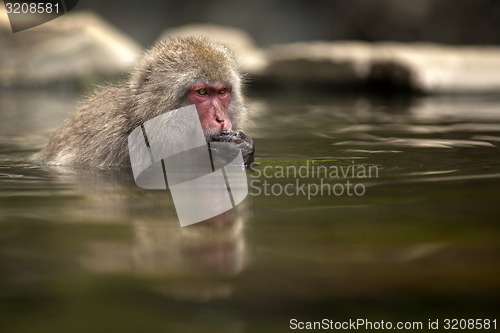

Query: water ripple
[334,137,495,148]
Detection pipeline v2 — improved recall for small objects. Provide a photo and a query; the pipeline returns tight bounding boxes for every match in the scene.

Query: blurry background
[76,0,500,47]
[3,0,500,93]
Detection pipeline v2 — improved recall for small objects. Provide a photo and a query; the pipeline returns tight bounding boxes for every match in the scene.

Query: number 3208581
[444,319,496,330]
[5,2,60,14]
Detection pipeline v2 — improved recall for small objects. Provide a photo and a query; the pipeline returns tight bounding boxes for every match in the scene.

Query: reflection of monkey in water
[36,37,254,167]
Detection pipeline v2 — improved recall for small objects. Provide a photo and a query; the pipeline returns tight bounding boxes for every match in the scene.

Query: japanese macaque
[36,37,254,168]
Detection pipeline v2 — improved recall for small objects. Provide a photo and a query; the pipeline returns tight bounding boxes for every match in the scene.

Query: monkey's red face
[186,82,232,136]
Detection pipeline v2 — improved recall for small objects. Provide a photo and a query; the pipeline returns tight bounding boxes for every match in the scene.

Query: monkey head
[129,37,248,139]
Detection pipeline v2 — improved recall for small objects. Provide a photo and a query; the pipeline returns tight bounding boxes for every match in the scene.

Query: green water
[1,91,499,332]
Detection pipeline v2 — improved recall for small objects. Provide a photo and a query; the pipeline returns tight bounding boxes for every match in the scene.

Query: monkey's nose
[216,117,224,123]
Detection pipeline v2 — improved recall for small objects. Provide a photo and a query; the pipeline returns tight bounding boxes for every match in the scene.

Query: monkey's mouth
[204,131,222,142]
[204,129,230,140]
[205,130,233,143]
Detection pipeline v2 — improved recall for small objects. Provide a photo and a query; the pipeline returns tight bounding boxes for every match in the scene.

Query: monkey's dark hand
[212,130,254,168]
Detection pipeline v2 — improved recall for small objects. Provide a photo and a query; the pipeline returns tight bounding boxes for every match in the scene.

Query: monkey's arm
[212,130,254,168]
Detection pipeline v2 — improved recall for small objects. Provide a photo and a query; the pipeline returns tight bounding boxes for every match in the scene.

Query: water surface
[1,91,499,332]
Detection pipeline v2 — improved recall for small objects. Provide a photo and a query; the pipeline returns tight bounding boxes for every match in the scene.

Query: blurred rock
[370,43,500,93]
[264,42,373,86]
[157,24,268,75]
[0,10,142,86]
[264,42,500,93]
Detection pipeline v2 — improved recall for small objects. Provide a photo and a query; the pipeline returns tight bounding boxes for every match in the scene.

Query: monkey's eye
[218,88,227,95]
[196,88,208,95]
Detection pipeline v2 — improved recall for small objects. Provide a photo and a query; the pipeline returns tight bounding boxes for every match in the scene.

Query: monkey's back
[36,84,133,167]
